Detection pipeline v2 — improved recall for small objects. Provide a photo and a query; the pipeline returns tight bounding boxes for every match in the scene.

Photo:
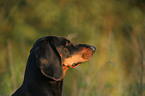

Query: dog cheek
[62,55,83,66]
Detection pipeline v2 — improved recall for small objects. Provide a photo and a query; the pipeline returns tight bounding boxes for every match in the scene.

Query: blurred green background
[0,0,145,96]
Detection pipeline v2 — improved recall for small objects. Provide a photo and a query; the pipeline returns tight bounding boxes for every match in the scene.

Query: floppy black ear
[35,39,63,80]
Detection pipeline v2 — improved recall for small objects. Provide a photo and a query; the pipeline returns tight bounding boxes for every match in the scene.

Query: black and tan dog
[12,36,96,96]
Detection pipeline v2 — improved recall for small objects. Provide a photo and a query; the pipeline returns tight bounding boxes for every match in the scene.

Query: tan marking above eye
[65,43,69,46]
[60,54,62,58]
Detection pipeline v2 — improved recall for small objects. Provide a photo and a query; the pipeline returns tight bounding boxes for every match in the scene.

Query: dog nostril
[90,46,96,51]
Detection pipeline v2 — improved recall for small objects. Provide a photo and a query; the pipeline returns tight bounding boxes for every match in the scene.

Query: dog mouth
[72,62,83,67]
[72,46,95,67]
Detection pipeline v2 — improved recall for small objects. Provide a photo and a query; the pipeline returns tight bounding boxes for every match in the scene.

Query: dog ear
[35,39,62,81]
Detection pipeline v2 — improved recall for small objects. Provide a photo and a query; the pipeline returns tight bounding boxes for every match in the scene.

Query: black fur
[12,36,96,96]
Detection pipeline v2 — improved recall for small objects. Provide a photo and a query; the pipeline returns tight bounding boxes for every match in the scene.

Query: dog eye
[65,41,71,46]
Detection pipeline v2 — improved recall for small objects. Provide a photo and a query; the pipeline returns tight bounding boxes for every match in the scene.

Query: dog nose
[90,46,96,52]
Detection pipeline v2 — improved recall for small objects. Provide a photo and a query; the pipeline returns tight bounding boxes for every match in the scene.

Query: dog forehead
[36,36,66,45]
[31,36,69,52]
[52,36,66,42]
[52,36,69,46]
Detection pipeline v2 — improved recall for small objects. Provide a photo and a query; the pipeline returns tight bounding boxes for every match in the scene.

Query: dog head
[31,36,96,81]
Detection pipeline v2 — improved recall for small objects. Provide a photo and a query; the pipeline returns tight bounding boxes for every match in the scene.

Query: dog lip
[72,62,82,66]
